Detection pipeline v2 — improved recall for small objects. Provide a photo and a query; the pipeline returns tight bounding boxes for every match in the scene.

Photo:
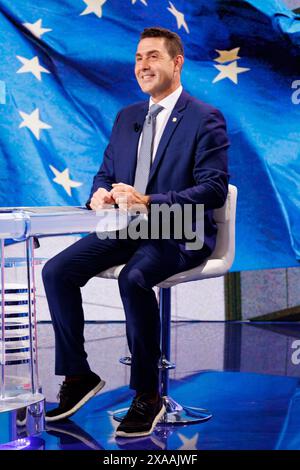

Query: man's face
[135,37,181,101]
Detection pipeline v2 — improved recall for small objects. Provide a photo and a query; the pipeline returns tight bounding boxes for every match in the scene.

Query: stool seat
[97,257,230,284]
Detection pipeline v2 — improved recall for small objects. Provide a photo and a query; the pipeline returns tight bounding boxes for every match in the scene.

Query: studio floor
[6,321,300,450]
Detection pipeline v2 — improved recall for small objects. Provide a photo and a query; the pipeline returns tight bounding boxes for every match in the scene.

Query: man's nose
[139,58,150,70]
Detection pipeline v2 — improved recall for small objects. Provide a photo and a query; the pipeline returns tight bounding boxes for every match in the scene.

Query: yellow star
[49,165,82,196]
[23,19,52,39]
[213,61,250,84]
[177,432,199,450]
[16,56,50,81]
[214,47,240,64]
[167,1,189,34]
[80,0,107,18]
[19,108,51,140]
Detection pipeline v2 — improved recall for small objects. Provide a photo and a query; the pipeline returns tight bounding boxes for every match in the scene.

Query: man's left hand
[111,183,150,211]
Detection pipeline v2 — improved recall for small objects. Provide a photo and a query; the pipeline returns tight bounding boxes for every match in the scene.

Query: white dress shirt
[137,85,183,162]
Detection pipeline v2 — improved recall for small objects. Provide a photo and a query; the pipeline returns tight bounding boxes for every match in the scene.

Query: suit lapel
[147,90,190,188]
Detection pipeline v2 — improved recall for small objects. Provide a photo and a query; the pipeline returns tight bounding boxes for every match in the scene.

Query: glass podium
[0,206,130,446]
[0,237,44,446]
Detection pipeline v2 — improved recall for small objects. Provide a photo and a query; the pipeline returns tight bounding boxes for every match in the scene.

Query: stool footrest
[119,356,132,366]
[119,356,176,370]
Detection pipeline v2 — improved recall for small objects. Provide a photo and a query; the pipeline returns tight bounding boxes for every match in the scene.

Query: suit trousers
[42,231,209,392]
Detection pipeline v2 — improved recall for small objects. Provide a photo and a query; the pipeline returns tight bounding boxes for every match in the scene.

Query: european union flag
[0,0,299,271]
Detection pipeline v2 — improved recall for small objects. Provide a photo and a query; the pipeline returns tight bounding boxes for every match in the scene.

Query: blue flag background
[0,0,299,271]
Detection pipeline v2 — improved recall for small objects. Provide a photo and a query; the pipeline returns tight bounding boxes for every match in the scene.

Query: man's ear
[174,55,184,72]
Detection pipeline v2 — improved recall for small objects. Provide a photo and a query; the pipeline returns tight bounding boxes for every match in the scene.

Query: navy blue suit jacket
[87,90,229,257]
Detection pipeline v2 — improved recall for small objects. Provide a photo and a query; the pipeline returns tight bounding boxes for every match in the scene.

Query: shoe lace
[127,397,149,418]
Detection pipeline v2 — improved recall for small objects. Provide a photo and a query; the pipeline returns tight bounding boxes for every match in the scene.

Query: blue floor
[42,372,300,451]
[5,322,300,450]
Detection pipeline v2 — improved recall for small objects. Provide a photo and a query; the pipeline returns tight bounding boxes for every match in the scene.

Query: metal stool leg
[159,287,212,424]
[114,287,212,424]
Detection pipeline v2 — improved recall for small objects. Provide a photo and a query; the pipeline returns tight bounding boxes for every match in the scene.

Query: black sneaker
[115,394,165,438]
[45,372,105,422]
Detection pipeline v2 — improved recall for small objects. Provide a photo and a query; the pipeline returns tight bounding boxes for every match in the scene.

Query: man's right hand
[90,188,115,210]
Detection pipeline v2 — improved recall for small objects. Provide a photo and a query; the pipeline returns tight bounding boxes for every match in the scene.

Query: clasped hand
[90,183,150,211]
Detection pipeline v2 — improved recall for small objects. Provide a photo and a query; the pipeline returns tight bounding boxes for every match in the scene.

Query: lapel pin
[172,117,177,122]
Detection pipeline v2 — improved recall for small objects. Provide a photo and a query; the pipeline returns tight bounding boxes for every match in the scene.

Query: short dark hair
[140,27,184,58]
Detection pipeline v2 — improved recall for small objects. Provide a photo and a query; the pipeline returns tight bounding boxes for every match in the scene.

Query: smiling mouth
[141,74,155,81]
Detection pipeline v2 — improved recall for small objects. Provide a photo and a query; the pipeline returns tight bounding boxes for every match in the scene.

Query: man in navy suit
[43,27,229,437]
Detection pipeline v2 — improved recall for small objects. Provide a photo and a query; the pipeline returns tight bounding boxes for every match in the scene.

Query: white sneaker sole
[45,379,105,422]
[115,404,166,438]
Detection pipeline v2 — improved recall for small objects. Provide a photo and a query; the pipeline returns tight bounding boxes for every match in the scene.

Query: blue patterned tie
[134,103,164,194]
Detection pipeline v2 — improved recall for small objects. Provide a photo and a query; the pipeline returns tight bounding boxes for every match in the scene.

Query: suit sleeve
[149,110,229,210]
[86,111,121,208]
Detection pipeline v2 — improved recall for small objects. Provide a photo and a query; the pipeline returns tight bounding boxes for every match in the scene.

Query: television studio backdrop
[0,0,300,455]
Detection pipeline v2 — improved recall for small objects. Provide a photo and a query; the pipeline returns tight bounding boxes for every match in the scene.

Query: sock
[65,372,93,383]
[136,391,160,403]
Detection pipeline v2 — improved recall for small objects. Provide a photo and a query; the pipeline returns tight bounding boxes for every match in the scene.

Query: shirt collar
[149,85,183,112]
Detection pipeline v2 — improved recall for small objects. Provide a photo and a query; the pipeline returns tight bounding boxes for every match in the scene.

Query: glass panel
[0,238,41,412]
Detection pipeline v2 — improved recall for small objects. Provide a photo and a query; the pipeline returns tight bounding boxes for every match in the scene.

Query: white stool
[98,184,238,425]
